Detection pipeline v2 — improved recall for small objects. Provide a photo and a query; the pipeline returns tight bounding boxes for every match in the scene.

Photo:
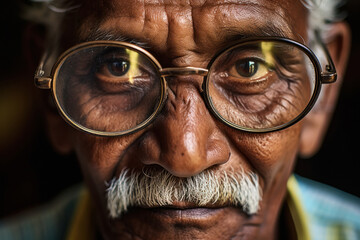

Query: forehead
[63,0,308,50]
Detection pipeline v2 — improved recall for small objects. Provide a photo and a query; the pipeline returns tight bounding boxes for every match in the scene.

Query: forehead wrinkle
[77,0,305,55]
[89,0,298,35]
[139,0,271,7]
[217,2,294,37]
[190,1,297,52]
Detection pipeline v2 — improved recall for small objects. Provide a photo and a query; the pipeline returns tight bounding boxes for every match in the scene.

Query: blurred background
[0,0,359,218]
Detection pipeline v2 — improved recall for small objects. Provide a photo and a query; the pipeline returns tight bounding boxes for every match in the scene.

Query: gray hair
[106,167,262,218]
[304,0,346,36]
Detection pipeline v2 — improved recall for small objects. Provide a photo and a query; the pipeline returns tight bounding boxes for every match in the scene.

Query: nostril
[206,133,231,164]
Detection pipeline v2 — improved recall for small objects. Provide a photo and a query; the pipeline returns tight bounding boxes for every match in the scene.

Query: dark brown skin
[44,0,351,239]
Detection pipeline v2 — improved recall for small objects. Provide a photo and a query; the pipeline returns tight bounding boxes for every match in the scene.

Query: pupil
[108,60,130,76]
[236,60,258,77]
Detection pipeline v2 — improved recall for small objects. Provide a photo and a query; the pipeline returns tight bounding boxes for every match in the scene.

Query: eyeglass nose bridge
[159,67,209,77]
[159,67,209,96]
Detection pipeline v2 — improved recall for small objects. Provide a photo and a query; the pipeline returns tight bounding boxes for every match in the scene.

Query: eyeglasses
[34,31,336,136]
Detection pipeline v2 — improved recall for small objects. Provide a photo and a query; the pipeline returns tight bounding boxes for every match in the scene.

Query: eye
[89,47,160,96]
[106,59,130,76]
[97,58,138,79]
[229,58,270,80]
[95,49,144,83]
[235,60,258,77]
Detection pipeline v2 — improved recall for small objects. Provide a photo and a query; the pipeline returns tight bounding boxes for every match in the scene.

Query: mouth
[115,204,261,231]
[144,206,226,219]
[108,205,261,240]
[119,202,237,224]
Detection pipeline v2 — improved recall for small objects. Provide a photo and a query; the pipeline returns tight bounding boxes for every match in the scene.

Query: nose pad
[140,82,230,177]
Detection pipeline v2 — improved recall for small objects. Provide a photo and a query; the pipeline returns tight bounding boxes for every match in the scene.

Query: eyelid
[96,50,128,64]
[96,49,157,75]
[229,60,270,81]
[221,48,268,67]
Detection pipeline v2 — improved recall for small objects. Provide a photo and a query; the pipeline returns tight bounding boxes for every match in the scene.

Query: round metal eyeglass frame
[34,30,337,136]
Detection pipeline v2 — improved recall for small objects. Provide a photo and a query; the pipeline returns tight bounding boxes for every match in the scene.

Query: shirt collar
[286,175,311,240]
[66,188,95,240]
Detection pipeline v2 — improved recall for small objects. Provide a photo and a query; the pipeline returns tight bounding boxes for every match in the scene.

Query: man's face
[57,0,309,239]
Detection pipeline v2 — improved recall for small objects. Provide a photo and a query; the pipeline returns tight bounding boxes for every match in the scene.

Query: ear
[24,23,74,155]
[45,108,74,155]
[299,22,351,158]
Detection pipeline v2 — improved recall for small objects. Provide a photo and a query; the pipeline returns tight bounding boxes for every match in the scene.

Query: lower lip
[114,207,262,231]
[138,207,226,220]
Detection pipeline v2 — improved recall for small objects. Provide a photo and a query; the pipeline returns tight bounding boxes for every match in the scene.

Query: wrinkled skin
[45,0,350,239]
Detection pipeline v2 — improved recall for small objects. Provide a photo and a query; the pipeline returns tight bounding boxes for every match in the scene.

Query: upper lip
[141,201,229,210]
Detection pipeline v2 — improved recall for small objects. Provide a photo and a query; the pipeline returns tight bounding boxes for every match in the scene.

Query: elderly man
[1,0,360,239]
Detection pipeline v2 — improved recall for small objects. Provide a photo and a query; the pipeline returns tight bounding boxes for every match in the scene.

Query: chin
[102,206,262,240]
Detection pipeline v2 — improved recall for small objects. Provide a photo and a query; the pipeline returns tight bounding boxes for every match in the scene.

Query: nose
[140,78,230,177]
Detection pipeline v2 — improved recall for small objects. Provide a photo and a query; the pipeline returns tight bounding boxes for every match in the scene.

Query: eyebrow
[221,23,294,44]
[85,23,293,44]
[84,29,149,48]
[83,16,297,54]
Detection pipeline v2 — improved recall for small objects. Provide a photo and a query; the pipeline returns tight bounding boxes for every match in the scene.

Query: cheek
[226,124,302,181]
[72,132,142,183]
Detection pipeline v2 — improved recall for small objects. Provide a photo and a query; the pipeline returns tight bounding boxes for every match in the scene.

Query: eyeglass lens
[53,41,316,134]
[207,40,316,130]
[54,46,162,133]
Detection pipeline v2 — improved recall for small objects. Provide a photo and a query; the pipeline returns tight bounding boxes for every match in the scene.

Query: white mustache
[106,167,262,218]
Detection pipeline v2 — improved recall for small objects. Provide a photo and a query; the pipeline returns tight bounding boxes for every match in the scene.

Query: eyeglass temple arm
[315,30,337,84]
[34,51,52,89]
